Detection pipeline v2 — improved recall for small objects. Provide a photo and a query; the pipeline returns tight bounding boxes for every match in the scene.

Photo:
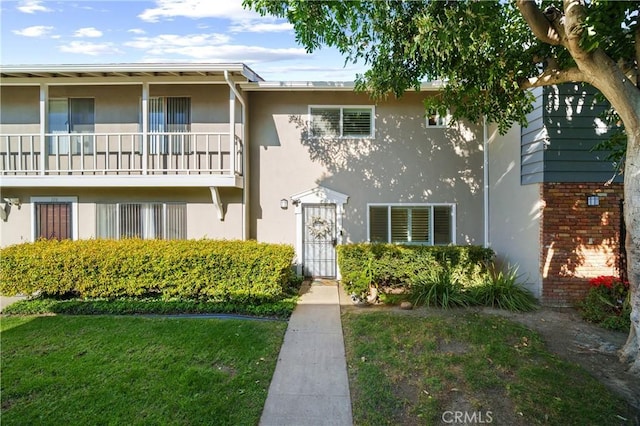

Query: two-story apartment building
[0,63,624,305]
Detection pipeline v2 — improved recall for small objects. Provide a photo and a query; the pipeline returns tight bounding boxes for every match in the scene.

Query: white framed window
[309,105,375,138]
[368,203,455,245]
[425,110,450,128]
[31,196,78,241]
[48,98,95,154]
[96,202,186,240]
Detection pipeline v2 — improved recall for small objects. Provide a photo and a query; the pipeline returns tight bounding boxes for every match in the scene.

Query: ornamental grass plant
[467,264,538,312]
[407,267,469,308]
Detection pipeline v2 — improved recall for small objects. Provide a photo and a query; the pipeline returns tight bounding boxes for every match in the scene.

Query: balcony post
[229,88,236,175]
[39,83,48,176]
[142,82,149,175]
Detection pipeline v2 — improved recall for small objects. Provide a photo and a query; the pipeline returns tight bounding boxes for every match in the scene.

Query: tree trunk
[620,127,640,375]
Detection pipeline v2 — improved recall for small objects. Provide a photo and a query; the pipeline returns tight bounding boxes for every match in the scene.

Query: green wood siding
[521,84,622,184]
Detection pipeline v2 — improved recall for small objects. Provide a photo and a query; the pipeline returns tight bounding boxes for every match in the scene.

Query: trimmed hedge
[0,239,295,302]
[2,296,298,318]
[337,243,494,297]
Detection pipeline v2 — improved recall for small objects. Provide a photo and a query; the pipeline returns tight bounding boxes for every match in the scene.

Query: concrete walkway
[260,281,352,426]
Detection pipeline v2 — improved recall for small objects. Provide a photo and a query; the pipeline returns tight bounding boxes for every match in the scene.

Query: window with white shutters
[368,204,454,245]
[309,106,374,138]
[96,202,186,240]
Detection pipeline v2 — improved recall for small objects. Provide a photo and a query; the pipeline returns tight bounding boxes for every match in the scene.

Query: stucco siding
[488,123,542,297]
[0,86,40,133]
[0,187,243,247]
[249,91,485,246]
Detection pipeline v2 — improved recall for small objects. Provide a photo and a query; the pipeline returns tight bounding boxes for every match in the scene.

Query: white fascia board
[241,80,446,92]
[1,175,244,188]
[2,63,242,74]
[1,76,232,86]
[1,63,263,83]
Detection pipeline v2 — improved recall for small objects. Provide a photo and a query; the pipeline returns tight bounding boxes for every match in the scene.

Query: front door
[303,204,337,277]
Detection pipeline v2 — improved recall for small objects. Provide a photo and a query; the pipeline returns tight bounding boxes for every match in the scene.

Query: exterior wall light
[587,195,600,206]
[280,198,289,210]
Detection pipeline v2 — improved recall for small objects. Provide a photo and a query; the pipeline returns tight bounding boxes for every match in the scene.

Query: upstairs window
[48,98,95,154]
[148,97,191,154]
[426,110,450,128]
[368,204,455,245]
[309,106,374,138]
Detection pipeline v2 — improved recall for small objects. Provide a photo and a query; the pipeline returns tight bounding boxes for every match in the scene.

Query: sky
[0,0,368,81]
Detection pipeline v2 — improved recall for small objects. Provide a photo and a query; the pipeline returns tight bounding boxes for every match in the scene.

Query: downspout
[224,70,248,241]
[483,116,490,249]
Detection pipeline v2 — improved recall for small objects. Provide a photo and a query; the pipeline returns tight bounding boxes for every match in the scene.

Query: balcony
[0,132,243,188]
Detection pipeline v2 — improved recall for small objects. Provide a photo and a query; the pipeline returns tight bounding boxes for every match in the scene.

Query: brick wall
[540,182,624,306]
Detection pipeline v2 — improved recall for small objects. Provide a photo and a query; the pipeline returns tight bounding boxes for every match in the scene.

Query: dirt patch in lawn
[339,287,640,422]
[482,307,640,412]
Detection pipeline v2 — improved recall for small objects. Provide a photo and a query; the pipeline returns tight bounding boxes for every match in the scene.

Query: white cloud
[138,0,292,33]
[229,22,293,33]
[123,33,307,63]
[74,27,103,38]
[128,28,146,35]
[124,32,306,63]
[125,33,231,49]
[139,0,254,23]
[162,45,307,62]
[12,25,53,37]
[58,41,122,56]
[140,45,307,63]
[17,0,51,14]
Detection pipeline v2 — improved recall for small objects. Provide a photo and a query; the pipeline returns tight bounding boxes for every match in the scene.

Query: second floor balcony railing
[0,132,242,177]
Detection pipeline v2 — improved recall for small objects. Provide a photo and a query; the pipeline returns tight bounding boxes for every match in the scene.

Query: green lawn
[1,315,287,426]
[343,311,635,426]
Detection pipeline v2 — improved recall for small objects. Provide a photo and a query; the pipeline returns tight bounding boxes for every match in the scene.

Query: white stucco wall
[487,123,543,297]
[249,90,486,248]
[0,187,243,247]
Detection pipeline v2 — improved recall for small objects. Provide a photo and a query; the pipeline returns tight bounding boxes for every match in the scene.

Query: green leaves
[0,239,295,303]
[244,1,638,135]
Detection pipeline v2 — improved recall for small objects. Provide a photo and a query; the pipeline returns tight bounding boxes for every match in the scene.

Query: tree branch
[635,19,640,89]
[516,0,562,46]
[519,67,586,89]
[563,0,589,60]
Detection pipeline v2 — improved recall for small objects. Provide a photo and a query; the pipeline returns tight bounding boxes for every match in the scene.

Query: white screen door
[303,204,337,277]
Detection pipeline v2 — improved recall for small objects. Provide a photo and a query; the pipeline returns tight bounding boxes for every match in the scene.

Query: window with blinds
[148,97,191,154]
[368,204,454,245]
[309,106,374,138]
[96,203,186,240]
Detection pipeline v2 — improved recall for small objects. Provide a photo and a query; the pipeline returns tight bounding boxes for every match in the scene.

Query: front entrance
[291,186,349,279]
[303,204,337,278]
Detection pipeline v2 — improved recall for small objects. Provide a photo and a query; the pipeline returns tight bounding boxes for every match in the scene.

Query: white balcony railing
[0,132,242,176]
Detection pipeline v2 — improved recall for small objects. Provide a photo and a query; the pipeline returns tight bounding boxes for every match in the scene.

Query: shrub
[337,243,494,297]
[0,239,295,303]
[2,296,298,318]
[407,268,469,308]
[579,276,630,331]
[467,265,538,312]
